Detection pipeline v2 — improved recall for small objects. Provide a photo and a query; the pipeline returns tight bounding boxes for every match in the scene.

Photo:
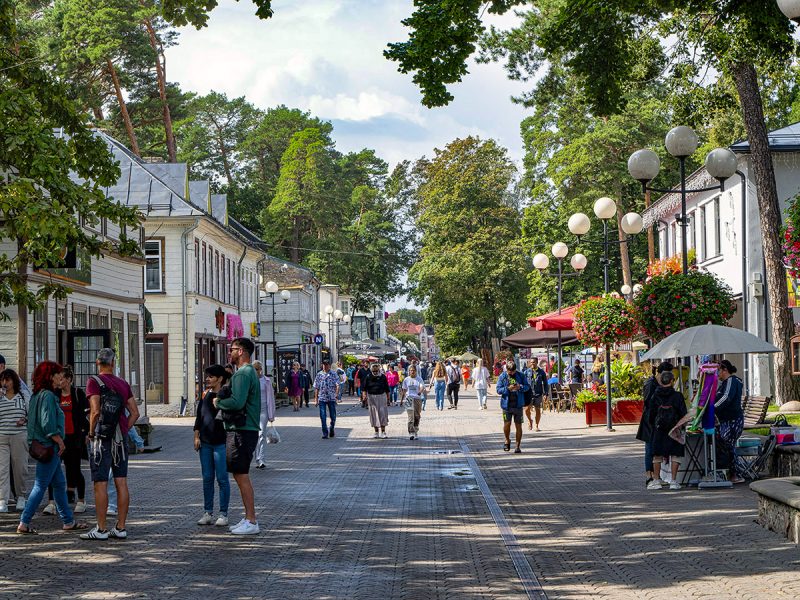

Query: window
[144,240,164,292]
[56,303,67,330]
[207,245,214,298]
[688,211,696,250]
[128,315,141,399]
[670,222,677,257]
[34,305,48,364]
[713,196,721,257]
[698,206,707,262]
[111,314,125,378]
[232,263,237,306]
[215,251,220,301]
[195,240,200,294]
[201,242,207,295]
[222,254,227,304]
[72,305,87,330]
[90,308,109,329]
[340,300,349,315]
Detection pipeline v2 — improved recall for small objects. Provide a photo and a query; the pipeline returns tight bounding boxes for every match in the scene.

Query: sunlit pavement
[2,390,799,599]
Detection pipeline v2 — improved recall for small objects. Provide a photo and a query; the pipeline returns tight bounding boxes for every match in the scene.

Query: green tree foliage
[408,136,529,356]
[387,309,425,326]
[0,3,140,315]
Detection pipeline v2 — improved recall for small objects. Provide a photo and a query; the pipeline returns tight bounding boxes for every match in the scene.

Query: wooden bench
[749,477,800,544]
[743,395,771,429]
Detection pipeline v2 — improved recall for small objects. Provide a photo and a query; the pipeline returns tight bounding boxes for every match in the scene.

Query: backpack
[90,375,126,439]
[654,398,678,433]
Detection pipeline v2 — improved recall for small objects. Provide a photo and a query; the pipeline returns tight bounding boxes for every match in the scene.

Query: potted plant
[581,359,647,425]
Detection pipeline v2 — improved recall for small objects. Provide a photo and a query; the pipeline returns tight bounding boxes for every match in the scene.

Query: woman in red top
[50,366,89,513]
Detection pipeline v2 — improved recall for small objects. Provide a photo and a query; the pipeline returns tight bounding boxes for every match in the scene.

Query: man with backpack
[446,359,461,409]
[214,337,262,535]
[647,370,687,490]
[523,358,548,432]
[81,348,139,541]
[636,361,674,488]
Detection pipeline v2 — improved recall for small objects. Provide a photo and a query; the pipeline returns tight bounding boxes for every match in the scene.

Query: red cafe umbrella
[528,304,578,331]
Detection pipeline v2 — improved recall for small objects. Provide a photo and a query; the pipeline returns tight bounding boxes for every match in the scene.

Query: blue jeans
[21,452,73,526]
[199,442,230,514]
[476,387,487,407]
[435,381,446,410]
[389,385,398,404]
[319,401,337,436]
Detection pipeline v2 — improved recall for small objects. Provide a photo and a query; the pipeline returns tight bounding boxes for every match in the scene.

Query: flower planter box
[585,399,644,426]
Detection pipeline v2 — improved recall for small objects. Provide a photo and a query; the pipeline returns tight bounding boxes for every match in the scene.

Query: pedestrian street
[1,390,799,600]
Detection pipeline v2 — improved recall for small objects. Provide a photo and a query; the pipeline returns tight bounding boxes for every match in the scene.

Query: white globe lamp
[627,149,661,183]
[570,253,587,271]
[778,0,800,21]
[665,126,699,158]
[280,289,291,302]
[533,253,550,271]
[704,148,737,181]
[594,197,617,220]
[620,212,644,235]
[633,283,643,295]
[325,304,334,315]
[551,242,569,259]
[334,309,343,320]
[568,212,591,236]
[620,284,632,296]
[266,280,279,294]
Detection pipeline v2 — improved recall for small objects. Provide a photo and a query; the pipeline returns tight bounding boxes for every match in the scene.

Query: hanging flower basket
[573,295,638,347]
[632,270,735,342]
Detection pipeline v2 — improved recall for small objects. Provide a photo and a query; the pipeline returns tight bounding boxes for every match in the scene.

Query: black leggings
[447,383,460,407]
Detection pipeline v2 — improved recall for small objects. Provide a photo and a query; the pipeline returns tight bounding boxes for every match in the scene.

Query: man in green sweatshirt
[214,337,261,535]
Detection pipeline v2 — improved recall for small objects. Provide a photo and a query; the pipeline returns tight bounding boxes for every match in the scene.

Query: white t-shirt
[473,367,490,390]
[402,375,425,400]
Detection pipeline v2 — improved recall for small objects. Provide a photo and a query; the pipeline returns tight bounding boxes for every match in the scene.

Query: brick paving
[1,390,798,599]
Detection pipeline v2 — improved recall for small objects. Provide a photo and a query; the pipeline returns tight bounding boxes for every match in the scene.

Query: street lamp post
[569,198,643,431]
[266,280,279,379]
[333,309,344,361]
[325,304,334,362]
[533,243,587,383]
[628,126,738,275]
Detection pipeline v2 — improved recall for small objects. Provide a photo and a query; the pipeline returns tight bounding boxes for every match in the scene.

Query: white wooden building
[99,133,266,409]
[643,122,800,396]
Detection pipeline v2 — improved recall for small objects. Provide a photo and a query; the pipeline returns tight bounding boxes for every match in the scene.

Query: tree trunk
[106,58,140,156]
[645,189,655,264]
[92,106,104,121]
[143,16,177,162]
[731,61,800,405]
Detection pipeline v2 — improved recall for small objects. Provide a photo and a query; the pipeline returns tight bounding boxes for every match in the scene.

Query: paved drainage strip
[458,440,548,600]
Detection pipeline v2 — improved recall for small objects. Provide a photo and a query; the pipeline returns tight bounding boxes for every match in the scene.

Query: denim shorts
[89,436,129,482]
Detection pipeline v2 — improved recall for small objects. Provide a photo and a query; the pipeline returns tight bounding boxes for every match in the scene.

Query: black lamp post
[533,243,587,383]
[568,198,644,431]
[628,126,738,275]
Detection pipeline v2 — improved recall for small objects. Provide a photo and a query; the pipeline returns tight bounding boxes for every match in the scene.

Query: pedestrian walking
[386,364,399,406]
[401,364,427,440]
[54,366,89,513]
[346,364,355,396]
[496,360,530,454]
[335,361,346,403]
[18,361,87,534]
[80,348,139,540]
[213,337,262,535]
[647,370,687,490]
[300,364,312,408]
[432,361,447,410]
[715,360,745,483]
[461,363,471,391]
[523,358,548,432]
[567,359,584,384]
[362,363,390,438]
[473,359,490,410]
[637,361,673,488]
[194,365,231,527]
[0,369,29,513]
[284,362,305,412]
[356,362,370,409]
[313,360,340,439]
[252,361,276,470]
[446,359,462,409]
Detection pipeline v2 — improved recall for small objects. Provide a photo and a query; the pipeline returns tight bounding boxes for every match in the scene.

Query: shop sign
[250,322,261,337]
[314,334,324,345]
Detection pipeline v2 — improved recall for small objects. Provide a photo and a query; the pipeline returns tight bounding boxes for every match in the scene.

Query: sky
[165,0,532,312]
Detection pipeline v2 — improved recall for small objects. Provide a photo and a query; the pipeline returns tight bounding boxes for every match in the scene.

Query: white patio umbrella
[640,323,780,361]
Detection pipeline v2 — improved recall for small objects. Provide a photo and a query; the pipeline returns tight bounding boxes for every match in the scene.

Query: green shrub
[610,358,645,400]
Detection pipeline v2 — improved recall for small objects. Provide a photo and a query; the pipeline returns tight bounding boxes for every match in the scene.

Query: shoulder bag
[27,392,55,463]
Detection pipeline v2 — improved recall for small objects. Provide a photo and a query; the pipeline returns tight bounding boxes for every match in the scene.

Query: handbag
[29,439,54,463]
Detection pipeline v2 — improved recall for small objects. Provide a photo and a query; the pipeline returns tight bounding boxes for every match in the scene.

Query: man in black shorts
[214,337,262,535]
[496,360,530,454]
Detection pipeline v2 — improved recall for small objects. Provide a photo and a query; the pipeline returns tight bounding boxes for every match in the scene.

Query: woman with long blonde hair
[473,359,490,410]
[432,361,447,411]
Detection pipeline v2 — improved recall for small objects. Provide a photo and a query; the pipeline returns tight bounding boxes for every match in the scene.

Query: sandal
[503,443,511,452]
[16,524,38,535]
[62,521,89,531]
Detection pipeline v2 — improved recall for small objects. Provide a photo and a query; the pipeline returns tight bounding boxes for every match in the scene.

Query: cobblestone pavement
[1,390,799,600]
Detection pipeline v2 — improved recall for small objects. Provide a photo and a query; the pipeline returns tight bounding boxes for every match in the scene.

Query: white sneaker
[0,501,8,513]
[229,518,246,531]
[373,432,380,439]
[80,526,109,540]
[15,497,26,511]
[109,526,128,539]
[197,512,214,525]
[230,519,260,535]
[43,502,56,515]
[647,479,664,490]
[669,482,681,490]
[380,432,388,439]
[214,515,229,527]
[74,501,86,514]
